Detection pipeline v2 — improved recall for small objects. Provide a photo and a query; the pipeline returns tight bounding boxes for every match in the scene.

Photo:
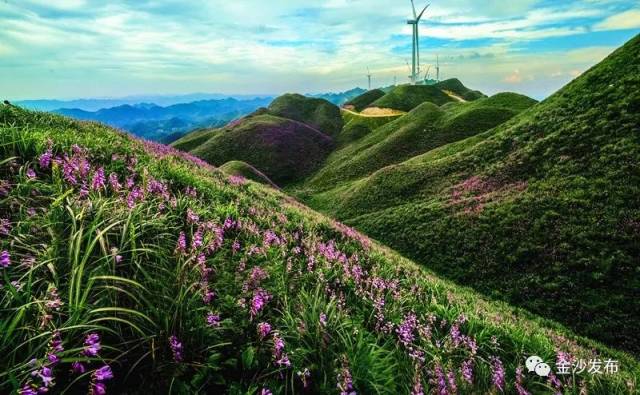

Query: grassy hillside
[268,94,343,136]
[303,35,640,353]
[299,93,536,194]
[174,113,334,185]
[344,89,386,112]
[336,110,400,146]
[220,160,278,188]
[369,85,455,111]
[435,78,486,101]
[1,105,638,394]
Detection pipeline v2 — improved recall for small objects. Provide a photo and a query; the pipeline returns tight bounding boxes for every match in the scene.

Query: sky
[0,0,639,101]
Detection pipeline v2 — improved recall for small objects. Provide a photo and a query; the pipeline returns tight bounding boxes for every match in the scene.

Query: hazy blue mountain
[308,88,367,105]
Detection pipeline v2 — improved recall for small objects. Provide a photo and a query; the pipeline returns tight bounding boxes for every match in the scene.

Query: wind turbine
[407,0,430,84]
[366,67,372,90]
[423,65,431,83]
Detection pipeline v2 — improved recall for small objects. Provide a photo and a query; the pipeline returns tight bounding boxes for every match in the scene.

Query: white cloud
[595,9,640,30]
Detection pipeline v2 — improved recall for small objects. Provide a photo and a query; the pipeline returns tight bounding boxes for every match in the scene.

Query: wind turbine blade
[410,0,417,18]
[416,3,430,21]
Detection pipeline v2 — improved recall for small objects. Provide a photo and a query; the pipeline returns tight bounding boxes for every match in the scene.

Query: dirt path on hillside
[341,107,405,118]
[443,90,467,102]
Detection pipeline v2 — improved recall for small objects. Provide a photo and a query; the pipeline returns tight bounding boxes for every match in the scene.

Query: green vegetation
[300,93,536,193]
[302,34,640,354]
[219,160,278,188]
[268,93,343,136]
[336,110,400,146]
[435,78,486,101]
[369,84,455,111]
[1,105,638,394]
[174,113,334,185]
[344,89,386,112]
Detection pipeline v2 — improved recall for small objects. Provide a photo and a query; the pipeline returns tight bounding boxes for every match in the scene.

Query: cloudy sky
[1,0,639,100]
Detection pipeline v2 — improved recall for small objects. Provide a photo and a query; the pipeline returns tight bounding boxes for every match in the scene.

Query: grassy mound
[304,34,640,353]
[268,94,343,136]
[336,110,400,146]
[300,93,535,193]
[219,160,278,188]
[344,89,386,112]
[369,85,455,112]
[435,78,486,101]
[1,105,638,394]
[174,113,334,185]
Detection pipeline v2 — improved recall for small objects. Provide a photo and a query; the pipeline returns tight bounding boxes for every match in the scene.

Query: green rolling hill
[435,78,487,101]
[369,84,461,111]
[344,89,386,112]
[173,112,334,185]
[1,103,638,394]
[267,93,343,136]
[299,92,537,194]
[300,34,640,353]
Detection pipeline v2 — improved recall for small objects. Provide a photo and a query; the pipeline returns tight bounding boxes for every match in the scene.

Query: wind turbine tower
[407,0,430,84]
[367,67,372,90]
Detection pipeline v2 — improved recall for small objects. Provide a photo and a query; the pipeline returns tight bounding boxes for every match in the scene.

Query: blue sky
[0,0,638,100]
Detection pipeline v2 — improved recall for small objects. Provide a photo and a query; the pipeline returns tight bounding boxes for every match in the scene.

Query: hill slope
[435,78,486,101]
[1,104,638,394]
[268,94,343,136]
[344,89,386,112]
[173,113,334,185]
[303,34,640,353]
[219,160,278,188]
[369,84,455,111]
[300,92,537,193]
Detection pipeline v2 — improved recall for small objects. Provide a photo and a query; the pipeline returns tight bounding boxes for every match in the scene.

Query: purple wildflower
[396,312,418,346]
[19,384,38,395]
[461,359,474,384]
[83,333,101,357]
[261,389,272,395]
[206,313,221,327]
[39,148,53,169]
[202,288,215,304]
[169,335,183,362]
[26,168,36,179]
[431,364,447,395]
[186,208,199,224]
[337,357,356,395]
[47,353,60,365]
[91,382,107,395]
[191,227,203,250]
[447,371,457,394]
[319,313,327,327]
[515,367,531,395]
[490,356,506,392]
[108,172,121,191]
[94,365,113,381]
[1,250,10,268]
[411,371,424,395]
[176,231,187,254]
[228,175,247,186]
[50,331,64,353]
[38,366,54,387]
[257,322,272,339]
[91,167,106,191]
[250,289,271,318]
[72,361,86,374]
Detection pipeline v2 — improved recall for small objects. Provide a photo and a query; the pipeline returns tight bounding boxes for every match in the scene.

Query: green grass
[344,89,386,112]
[297,93,535,194]
[336,110,400,146]
[219,161,278,188]
[368,85,455,111]
[268,93,343,136]
[176,113,334,185]
[0,105,638,394]
[299,34,640,354]
[435,78,486,101]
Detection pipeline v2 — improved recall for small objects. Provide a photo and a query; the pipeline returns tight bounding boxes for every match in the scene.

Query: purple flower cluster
[272,333,291,367]
[515,367,531,395]
[83,333,101,357]
[1,250,10,268]
[490,356,505,392]
[206,313,221,327]
[461,359,474,384]
[257,322,272,339]
[19,332,65,394]
[169,335,184,362]
[250,289,272,319]
[91,365,114,394]
[337,357,356,395]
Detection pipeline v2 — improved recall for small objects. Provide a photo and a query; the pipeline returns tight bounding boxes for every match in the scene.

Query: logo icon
[526,356,550,377]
